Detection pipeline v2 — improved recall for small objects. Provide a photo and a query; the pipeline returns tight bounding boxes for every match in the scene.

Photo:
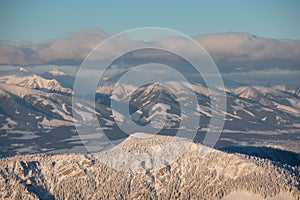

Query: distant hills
[41,69,74,89]
[0,67,300,157]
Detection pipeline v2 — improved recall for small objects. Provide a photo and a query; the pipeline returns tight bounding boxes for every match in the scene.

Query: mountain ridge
[0,68,72,94]
[0,134,299,199]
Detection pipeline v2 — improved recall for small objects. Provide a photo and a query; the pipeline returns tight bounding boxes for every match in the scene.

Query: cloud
[195,32,300,72]
[0,28,109,65]
[0,29,300,72]
[0,43,27,64]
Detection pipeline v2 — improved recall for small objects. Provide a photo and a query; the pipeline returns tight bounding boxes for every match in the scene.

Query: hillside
[0,134,299,200]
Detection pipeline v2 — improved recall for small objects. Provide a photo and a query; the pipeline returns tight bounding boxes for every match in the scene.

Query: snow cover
[0,83,35,98]
[74,103,98,123]
[47,69,67,76]
[0,68,72,94]
[39,118,73,128]
[276,103,300,116]
[222,191,294,200]
[261,116,267,121]
[111,109,124,123]
[0,117,18,129]
[18,67,27,72]
[0,134,299,199]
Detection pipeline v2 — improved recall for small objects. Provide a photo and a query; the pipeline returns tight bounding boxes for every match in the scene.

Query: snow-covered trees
[0,136,299,199]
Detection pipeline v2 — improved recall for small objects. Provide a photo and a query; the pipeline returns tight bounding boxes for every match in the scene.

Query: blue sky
[1,0,300,43]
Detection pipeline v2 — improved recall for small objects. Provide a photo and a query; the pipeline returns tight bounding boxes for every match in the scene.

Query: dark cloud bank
[1,28,300,73]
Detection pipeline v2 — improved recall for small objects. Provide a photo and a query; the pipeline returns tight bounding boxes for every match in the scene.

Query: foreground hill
[0,134,299,200]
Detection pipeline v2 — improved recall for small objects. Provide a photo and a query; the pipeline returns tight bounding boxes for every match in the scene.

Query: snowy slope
[42,69,74,89]
[0,83,98,131]
[0,134,299,199]
[0,68,72,94]
[1,68,300,158]
[95,81,300,132]
[234,86,300,116]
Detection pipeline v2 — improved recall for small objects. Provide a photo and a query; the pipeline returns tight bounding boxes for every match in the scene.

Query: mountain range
[0,67,300,156]
[0,67,300,199]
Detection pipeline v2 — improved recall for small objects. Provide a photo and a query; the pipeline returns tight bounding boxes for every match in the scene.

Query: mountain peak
[0,68,73,94]
[47,69,67,76]
[18,67,28,72]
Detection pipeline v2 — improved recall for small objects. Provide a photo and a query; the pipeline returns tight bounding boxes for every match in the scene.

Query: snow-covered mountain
[0,68,300,199]
[93,76,300,153]
[1,68,300,157]
[96,79,300,131]
[0,68,72,94]
[42,69,74,89]
[0,83,74,130]
[0,134,299,199]
[273,85,300,98]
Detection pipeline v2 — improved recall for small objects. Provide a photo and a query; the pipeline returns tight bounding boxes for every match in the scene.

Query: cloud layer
[0,28,109,65]
[1,28,300,72]
[197,33,300,72]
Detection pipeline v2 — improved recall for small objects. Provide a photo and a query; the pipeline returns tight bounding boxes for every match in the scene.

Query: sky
[0,0,300,74]
[1,0,300,43]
